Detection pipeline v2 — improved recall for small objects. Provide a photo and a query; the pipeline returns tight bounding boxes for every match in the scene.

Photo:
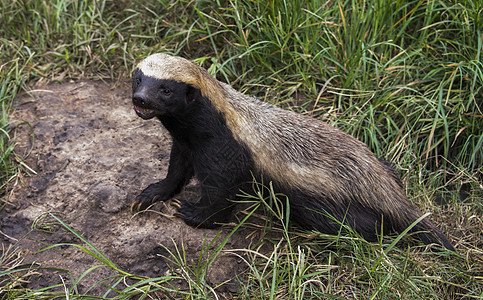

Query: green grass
[0,55,35,209]
[1,0,482,298]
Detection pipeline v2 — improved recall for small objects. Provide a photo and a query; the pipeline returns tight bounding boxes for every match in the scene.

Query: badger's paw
[131,182,175,212]
[174,200,221,229]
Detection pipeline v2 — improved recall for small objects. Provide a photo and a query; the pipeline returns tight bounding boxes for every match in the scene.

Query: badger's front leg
[175,185,235,228]
[131,140,194,211]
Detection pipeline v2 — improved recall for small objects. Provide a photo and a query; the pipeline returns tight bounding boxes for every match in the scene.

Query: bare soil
[1,80,273,297]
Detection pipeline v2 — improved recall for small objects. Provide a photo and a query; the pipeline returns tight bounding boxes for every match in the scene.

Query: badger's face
[132,69,197,119]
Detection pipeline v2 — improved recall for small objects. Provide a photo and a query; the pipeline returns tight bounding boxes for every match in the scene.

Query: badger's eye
[162,88,172,96]
[135,77,141,87]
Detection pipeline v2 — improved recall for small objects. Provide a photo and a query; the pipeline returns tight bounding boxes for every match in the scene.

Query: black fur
[132,71,254,228]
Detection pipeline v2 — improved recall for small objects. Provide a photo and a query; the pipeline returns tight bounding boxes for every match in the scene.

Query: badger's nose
[132,92,148,107]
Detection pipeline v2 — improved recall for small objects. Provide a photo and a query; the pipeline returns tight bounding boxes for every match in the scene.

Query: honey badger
[130,53,455,251]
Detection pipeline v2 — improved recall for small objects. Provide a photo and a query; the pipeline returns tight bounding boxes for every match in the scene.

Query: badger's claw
[171,198,182,209]
[131,194,160,212]
[173,211,185,219]
[130,201,142,213]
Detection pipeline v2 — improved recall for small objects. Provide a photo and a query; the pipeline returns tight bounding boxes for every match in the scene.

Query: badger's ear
[186,85,201,102]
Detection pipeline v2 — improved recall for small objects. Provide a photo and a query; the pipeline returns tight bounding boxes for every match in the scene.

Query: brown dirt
[1,80,275,297]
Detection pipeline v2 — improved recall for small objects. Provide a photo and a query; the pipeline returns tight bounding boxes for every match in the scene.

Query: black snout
[133,92,148,107]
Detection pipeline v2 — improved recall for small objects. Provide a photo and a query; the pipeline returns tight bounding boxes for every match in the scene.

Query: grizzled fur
[130,53,455,251]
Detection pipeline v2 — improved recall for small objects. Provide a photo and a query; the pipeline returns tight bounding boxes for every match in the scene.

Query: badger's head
[132,54,203,119]
[132,53,228,120]
[132,70,200,119]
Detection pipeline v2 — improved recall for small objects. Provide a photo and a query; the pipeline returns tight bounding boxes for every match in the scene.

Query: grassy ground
[1,0,482,298]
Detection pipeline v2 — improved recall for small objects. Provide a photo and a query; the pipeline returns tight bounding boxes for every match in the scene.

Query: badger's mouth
[134,105,157,120]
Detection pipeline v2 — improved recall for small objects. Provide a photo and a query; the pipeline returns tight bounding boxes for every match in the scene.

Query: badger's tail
[412,217,456,252]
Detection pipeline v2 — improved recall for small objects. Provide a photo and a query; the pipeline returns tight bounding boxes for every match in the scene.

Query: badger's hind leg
[175,185,234,228]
